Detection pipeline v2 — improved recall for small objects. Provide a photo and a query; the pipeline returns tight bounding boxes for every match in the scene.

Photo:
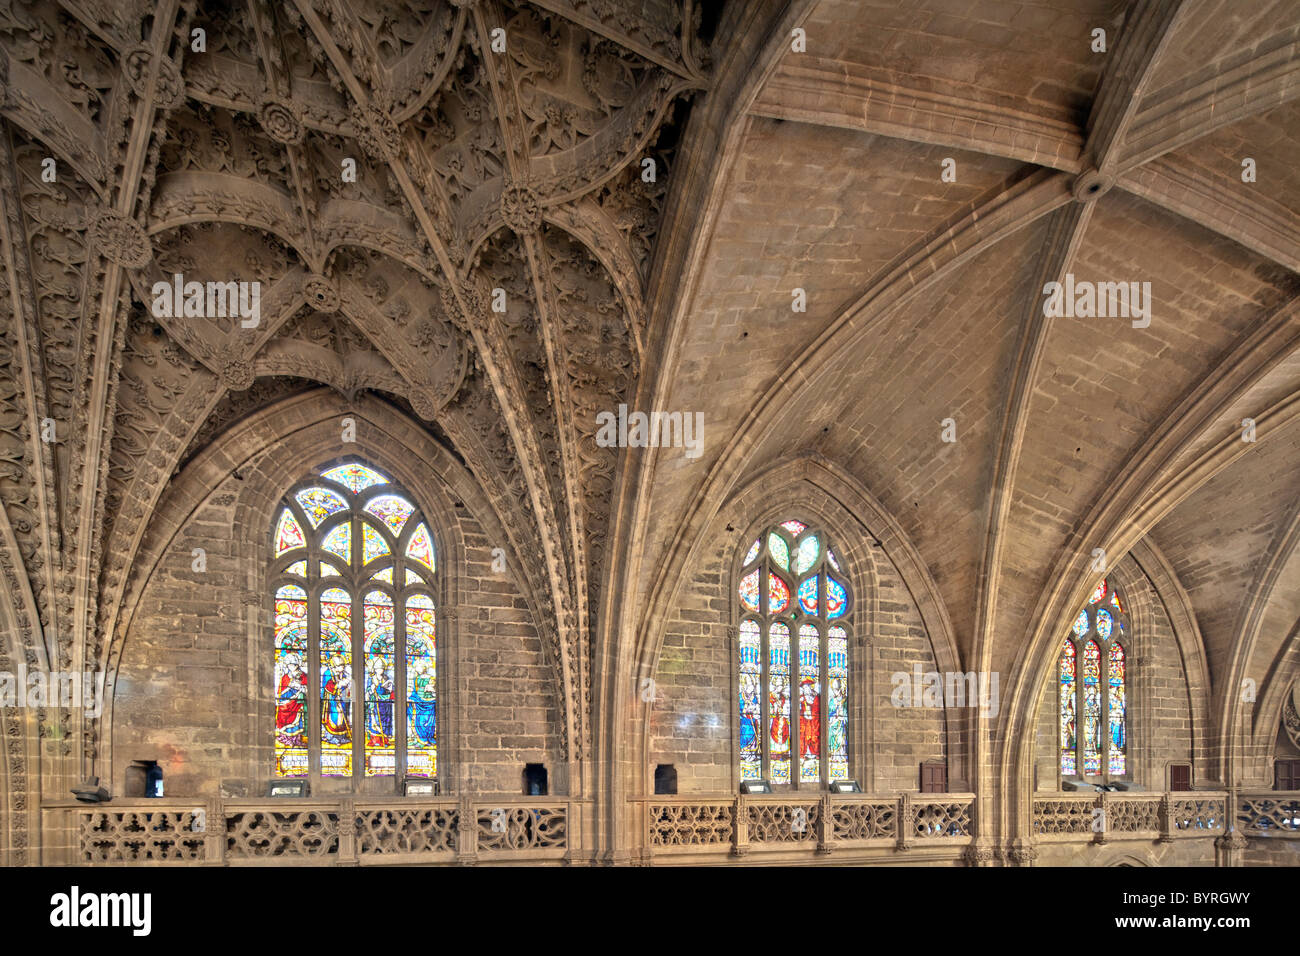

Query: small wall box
[739,780,772,794]
[829,780,861,793]
[403,778,439,796]
[267,780,310,797]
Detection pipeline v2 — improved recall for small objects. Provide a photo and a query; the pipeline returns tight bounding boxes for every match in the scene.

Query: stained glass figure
[295,487,348,528]
[275,585,308,777]
[798,625,821,783]
[1082,640,1102,775]
[828,626,849,781]
[363,591,395,777]
[319,587,353,777]
[406,593,437,778]
[739,620,762,781]
[285,560,307,577]
[1059,640,1076,776]
[768,622,791,785]
[1108,643,1126,775]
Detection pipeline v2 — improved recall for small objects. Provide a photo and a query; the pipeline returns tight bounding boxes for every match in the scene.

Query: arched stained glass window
[736,520,852,788]
[1058,578,1127,780]
[273,459,438,785]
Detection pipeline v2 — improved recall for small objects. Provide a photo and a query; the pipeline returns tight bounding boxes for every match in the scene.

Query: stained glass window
[271,459,438,786]
[1058,578,1128,780]
[736,519,853,788]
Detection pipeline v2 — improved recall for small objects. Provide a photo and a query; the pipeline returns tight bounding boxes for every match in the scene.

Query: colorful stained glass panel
[319,588,353,777]
[780,520,807,535]
[768,622,791,784]
[798,625,821,783]
[743,538,761,566]
[322,522,351,564]
[1096,607,1113,641]
[294,487,348,528]
[362,521,390,564]
[363,591,395,777]
[365,494,415,537]
[1072,609,1089,637]
[284,560,307,577]
[739,569,760,612]
[406,593,437,778]
[321,462,389,493]
[275,509,306,556]
[828,625,848,781]
[274,585,308,777]
[1108,643,1126,775]
[405,523,435,572]
[797,576,818,615]
[767,532,790,571]
[793,535,820,575]
[1059,639,1076,776]
[739,620,762,781]
[826,576,847,619]
[1082,640,1101,775]
[1090,580,1106,604]
[768,573,790,614]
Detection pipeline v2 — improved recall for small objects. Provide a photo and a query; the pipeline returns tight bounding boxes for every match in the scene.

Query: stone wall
[111,441,563,799]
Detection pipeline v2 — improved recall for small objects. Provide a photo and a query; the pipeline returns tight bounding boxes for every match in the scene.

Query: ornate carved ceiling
[0,0,707,765]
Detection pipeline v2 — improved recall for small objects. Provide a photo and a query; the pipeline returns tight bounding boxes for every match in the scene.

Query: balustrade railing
[53,796,577,865]
[636,792,975,858]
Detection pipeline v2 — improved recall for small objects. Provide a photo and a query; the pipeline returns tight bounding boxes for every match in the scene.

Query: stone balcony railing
[44,796,579,866]
[631,791,976,862]
[1031,790,1300,843]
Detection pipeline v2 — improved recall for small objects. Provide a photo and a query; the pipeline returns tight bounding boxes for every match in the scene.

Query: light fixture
[403,777,438,796]
[829,779,861,793]
[739,779,772,794]
[267,779,310,797]
[71,776,110,803]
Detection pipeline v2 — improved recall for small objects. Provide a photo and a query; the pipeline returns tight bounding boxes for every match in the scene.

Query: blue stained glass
[826,577,847,619]
[798,577,818,615]
[1072,609,1089,637]
[1096,607,1113,641]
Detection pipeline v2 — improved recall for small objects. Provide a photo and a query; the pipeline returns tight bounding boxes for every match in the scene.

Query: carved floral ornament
[303,275,341,313]
[258,97,306,146]
[501,183,543,235]
[122,44,185,111]
[89,212,152,269]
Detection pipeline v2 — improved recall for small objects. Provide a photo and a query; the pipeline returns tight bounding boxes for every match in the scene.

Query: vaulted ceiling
[1,0,1298,780]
